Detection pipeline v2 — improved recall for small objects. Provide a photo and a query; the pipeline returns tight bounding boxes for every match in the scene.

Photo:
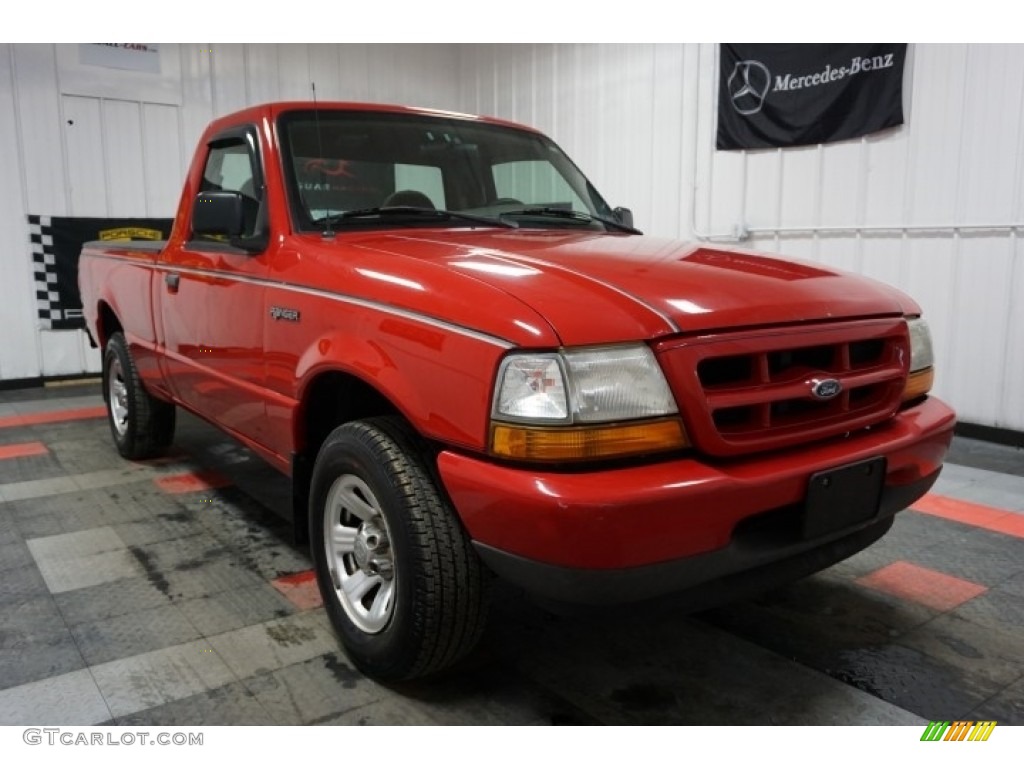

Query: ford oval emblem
[810,378,843,401]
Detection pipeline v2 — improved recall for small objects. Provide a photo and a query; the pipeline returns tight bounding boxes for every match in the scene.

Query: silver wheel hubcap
[323,474,395,634]
[108,358,129,437]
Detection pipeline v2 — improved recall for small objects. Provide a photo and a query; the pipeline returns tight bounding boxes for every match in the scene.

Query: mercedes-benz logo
[728,60,771,115]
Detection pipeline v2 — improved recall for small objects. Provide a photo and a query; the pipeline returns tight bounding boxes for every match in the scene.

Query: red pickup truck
[79,101,955,681]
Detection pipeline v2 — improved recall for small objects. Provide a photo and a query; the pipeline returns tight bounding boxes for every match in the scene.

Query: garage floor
[1,383,1022,726]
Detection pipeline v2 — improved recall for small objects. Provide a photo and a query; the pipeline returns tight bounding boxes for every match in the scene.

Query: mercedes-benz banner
[717,44,908,151]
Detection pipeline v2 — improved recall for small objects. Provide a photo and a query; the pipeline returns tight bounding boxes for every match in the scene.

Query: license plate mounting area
[802,456,886,540]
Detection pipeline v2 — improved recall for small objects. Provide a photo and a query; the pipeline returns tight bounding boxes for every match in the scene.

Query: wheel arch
[290,366,419,545]
[286,324,503,543]
[97,300,123,349]
[295,367,412,461]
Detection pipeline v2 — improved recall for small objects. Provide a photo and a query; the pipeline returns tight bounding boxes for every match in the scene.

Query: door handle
[165,272,180,292]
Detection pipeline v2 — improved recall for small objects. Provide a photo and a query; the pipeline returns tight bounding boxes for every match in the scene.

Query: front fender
[290,320,508,452]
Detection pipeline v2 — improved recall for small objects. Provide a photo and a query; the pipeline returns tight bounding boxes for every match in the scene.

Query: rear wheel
[103,332,175,459]
[309,417,490,681]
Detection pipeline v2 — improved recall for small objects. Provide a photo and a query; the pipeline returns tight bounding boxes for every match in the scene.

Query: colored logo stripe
[920,720,996,741]
[921,721,949,741]
[968,721,997,741]
[944,721,973,741]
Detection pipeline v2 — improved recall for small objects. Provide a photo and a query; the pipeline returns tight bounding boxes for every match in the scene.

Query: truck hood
[347,229,916,346]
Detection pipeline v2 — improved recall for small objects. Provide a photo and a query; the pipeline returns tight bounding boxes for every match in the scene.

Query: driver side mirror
[613,207,634,229]
[193,191,245,238]
[191,190,266,253]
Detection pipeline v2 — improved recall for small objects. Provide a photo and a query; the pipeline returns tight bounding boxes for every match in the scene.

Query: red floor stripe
[270,569,323,610]
[856,560,987,612]
[0,441,49,460]
[0,406,107,429]
[135,452,190,467]
[986,514,1024,539]
[153,469,232,494]
[912,493,1024,540]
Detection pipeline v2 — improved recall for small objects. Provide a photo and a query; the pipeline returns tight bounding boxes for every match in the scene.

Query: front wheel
[309,417,490,681]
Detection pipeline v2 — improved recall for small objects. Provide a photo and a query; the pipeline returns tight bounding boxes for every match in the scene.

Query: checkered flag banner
[27,214,173,331]
[28,215,71,330]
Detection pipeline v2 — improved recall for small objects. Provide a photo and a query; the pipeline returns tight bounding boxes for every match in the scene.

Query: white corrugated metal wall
[1,43,1021,433]
[456,43,1024,433]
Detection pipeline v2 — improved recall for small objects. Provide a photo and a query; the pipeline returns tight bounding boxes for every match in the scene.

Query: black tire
[103,331,176,459]
[309,416,490,681]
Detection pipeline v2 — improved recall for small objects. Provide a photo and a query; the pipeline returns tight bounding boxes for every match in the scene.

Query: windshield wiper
[498,207,641,234]
[317,206,517,229]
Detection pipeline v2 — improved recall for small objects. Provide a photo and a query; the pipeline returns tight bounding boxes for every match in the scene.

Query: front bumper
[437,396,955,605]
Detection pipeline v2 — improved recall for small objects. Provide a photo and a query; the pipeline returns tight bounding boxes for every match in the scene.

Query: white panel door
[56,95,107,375]
[142,103,185,216]
[102,99,147,217]
[62,95,107,217]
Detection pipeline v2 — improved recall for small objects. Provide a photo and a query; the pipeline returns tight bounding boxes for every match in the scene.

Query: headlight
[493,354,569,421]
[490,344,689,461]
[564,345,679,422]
[907,318,934,372]
[903,317,935,402]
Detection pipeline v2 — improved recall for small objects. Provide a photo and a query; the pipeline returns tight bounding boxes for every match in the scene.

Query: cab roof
[203,101,544,139]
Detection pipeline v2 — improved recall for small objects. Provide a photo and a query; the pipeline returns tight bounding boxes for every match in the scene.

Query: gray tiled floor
[28,530,144,594]
[0,561,51,606]
[946,436,1024,478]
[910,528,1024,587]
[115,681,277,726]
[70,603,203,665]
[0,453,66,486]
[896,613,1024,690]
[176,586,294,637]
[206,612,339,681]
[971,674,1024,721]
[0,619,85,691]
[54,575,180,627]
[89,639,238,719]
[243,654,384,725]
[0,669,111,725]
[1,384,1023,726]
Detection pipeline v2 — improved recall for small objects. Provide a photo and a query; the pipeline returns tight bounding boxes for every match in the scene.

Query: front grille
[657,319,911,456]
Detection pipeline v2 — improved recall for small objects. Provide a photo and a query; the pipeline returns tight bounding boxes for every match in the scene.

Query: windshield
[278,110,618,231]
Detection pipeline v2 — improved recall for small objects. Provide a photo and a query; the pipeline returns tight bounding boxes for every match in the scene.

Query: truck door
[157,128,271,446]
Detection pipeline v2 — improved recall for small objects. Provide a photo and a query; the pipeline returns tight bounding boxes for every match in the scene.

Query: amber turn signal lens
[490,418,689,462]
[902,367,935,402]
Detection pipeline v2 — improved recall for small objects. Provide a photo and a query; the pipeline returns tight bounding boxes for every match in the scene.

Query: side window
[394,164,445,208]
[201,141,257,197]
[197,137,261,240]
[492,160,585,209]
